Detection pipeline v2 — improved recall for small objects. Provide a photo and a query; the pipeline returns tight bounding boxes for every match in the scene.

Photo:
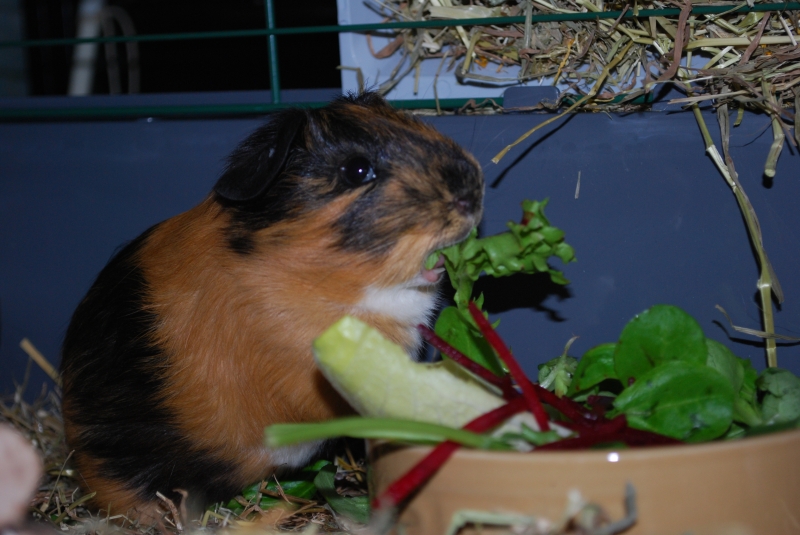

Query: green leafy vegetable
[434,305,504,377]
[566,343,618,398]
[424,251,440,270]
[224,460,329,514]
[614,304,707,384]
[431,199,575,378]
[706,339,762,426]
[705,339,744,393]
[251,191,800,523]
[542,304,797,441]
[736,362,761,425]
[519,424,563,446]
[537,353,578,398]
[436,199,575,314]
[758,368,800,425]
[744,417,800,437]
[610,361,735,442]
[313,465,370,523]
[256,196,800,521]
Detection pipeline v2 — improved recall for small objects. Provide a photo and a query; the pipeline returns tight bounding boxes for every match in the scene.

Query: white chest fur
[353,281,439,353]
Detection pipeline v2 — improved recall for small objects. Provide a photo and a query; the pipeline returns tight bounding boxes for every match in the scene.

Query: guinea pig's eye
[340,157,376,186]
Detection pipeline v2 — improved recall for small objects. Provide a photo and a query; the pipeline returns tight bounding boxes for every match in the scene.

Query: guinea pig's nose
[453,196,477,216]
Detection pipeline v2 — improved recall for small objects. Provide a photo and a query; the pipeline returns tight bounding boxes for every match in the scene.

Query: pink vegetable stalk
[467,302,551,431]
[417,324,516,399]
[418,320,683,447]
[371,396,527,510]
[418,324,604,428]
[532,383,598,424]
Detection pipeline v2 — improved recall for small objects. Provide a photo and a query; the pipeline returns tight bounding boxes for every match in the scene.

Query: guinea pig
[59,92,484,523]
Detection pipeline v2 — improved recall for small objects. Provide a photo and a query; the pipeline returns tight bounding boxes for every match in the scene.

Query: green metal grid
[0,1,798,120]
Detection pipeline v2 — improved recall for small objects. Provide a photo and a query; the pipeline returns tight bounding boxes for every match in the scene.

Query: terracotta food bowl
[370,429,800,535]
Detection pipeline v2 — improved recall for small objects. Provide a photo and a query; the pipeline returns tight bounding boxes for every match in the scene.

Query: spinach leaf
[611,361,734,442]
[314,464,370,524]
[614,305,707,384]
[705,339,743,392]
[434,305,504,377]
[705,339,762,427]
[227,460,330,513]
[733,369,761,427]
[567,343,618,397]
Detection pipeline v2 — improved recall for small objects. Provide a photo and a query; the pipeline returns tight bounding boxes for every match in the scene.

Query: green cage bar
[0,2,797,119]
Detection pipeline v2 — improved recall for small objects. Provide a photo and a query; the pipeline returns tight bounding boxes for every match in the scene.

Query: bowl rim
[370,426,800,463]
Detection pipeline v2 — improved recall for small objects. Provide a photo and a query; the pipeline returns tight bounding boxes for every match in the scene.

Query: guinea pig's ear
[214,109,307,202]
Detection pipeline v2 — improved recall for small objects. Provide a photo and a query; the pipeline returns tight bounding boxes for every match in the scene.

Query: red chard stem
[372,397,527,510]
[468,302,551,431]
[532,383,599,424]
[417,324,516,398]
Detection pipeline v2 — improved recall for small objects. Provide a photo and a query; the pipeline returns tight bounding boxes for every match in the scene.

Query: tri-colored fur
[60,92,484,523]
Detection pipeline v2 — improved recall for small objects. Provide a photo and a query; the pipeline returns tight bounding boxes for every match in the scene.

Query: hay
[363,0,800,162]
[0,356,367,534]
[370,1,798,139]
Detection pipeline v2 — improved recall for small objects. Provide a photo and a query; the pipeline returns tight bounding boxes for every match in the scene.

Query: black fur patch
[61,227,241,506]
[214,92,482,258]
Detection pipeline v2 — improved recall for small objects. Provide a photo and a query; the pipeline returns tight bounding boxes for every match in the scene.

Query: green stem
[264,417,512,450]
[692,102,781,367]
[763,82,785,179]
[759,280,778,367]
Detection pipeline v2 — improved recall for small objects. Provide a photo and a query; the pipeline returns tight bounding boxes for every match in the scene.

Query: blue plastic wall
[1,90,799,398]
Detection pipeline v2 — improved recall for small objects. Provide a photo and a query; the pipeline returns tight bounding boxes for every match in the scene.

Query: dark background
[22,0,341,95]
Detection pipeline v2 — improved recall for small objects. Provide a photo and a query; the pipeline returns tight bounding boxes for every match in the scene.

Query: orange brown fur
[67,456,163,524]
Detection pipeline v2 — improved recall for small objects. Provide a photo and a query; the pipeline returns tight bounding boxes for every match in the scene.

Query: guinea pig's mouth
[403,254,446,289]
[418,254,446,285]
[409,224,477,288]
